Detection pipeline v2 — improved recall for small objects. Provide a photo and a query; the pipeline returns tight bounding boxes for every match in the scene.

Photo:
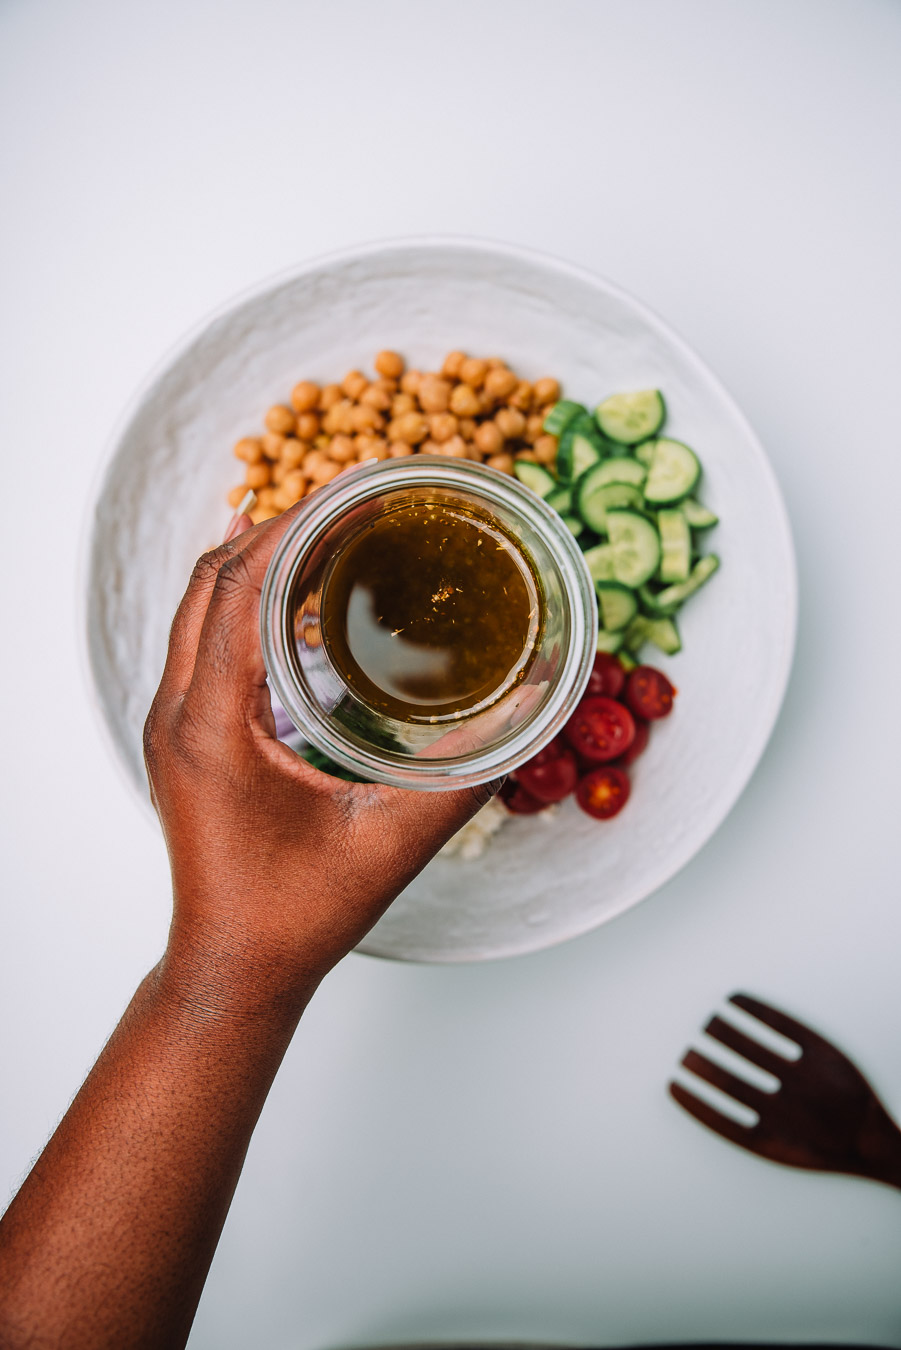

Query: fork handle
[857,1101,901,1191]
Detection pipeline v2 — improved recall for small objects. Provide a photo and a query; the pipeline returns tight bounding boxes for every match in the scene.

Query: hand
[144,505,497,1013]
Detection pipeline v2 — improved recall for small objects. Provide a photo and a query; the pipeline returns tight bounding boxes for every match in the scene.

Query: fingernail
[223,490,257,542]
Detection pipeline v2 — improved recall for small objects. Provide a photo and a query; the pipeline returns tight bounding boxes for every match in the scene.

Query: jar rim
[260,457,597,789]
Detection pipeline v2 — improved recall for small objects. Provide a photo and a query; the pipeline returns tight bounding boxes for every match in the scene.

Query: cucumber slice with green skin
[643,438,701,504]
[581,543,617,582]
[577,478,644,534]
[657,509,692,583]
[545,485,572,514]
[560,514,584,537]
[513,461,556,498]
[638,584,680,618]
[606,509,661,587]
[596,628,626,654]
[634,440,656,468]
[595,583,639,632]
[645,617,682,655]
[623,614,652,655]
[542,400,586,437]
[593,456,647,488]
[595,390,666,445]
[654,553,720,608]
[618,649,637,672]
[557,415,606,482]
[681,497,719,529]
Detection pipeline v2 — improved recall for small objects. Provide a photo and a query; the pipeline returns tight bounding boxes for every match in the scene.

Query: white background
[2,1,900,1345]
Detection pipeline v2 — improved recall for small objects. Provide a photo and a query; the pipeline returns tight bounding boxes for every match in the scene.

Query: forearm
[0,943,312,1350]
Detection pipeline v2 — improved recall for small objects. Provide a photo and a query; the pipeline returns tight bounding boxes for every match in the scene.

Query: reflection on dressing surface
[320,500,542,722]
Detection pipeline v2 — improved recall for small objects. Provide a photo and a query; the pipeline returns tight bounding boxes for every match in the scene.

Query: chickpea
[441,350,465,379]
[428,412,459,443]
[533,377,561,406]
[329,434,356,463]
[322,400,355,436]
[311,456,343,486]
[459,357,488,388]
[388,411,428,445]
[264,404,296,436]
[449,383,481,418]
[350,402,384,433]
[508,380,533,411]
[280,440,308,469]
[313,433,331,451]
[283,469,307,502]
[271,460,287,485]
[486,357,506,369]
[516,449,538,463]
[245,461,271,489]
[388,442,414,457]
[486,452,515,475]
[250,506,278,525]
[495,406,526,440]
[271,486,293,513]
[441,434,468,458]
[474,420,504,456]
[261,432,286,459]
[233,436,263,463]
[391,392,417,417]
[319,383,344,411]
[417,374,452,414]
[342,370,368,400]
[227,484,248,509]
[458,416,477,441]
[419,438,442,455]
[354,434,388,459]
[533,434,558,465]
[361,383,392,412]
[291,380,320,413]
[256,487,278,510]
[525,413,545,443]
[296,411,320,440]
[374,376,398,396]
[399,369,422,395]
[483,366,518,401]
[374,349,404,379]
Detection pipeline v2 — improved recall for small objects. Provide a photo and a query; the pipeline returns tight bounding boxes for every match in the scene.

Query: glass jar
[260,457,597,789]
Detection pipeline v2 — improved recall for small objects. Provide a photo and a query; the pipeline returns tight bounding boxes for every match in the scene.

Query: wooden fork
[669,992,901,1190]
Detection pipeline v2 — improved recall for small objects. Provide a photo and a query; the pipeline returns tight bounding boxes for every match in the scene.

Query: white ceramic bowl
[84,237,796,963]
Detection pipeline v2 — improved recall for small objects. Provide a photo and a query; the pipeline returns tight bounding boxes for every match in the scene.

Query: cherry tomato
[516,745,579,804]
[576,766,631,819]
[618,717,650,766]
[563,696,636,764]
[499,778,547,814]
[584,651,626,699]
[624,665,676,720]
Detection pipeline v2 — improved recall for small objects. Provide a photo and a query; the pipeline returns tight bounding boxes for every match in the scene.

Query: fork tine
[729,992,816,1050]
[681,1049,768,1111]
[668,1080,755,1146]
[705,1014,789,1081]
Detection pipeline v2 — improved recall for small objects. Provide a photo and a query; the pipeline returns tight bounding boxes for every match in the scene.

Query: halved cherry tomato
[618,717,650,766]
[576,765,631,819]
[563,696,636,764]
[516,745,578,804]
[624,665,676,720]
[499,778,547,814]
[584,651,626,699]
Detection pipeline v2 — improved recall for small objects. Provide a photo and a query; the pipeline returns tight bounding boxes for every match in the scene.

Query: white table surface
[2,1,900,1345]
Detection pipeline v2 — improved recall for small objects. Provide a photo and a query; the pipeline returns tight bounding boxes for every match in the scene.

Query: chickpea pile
[227,350,562,525]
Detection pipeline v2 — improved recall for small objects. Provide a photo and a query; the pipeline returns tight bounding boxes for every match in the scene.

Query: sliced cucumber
[638,583,680,618]
[606,509,661,588]
[681,497,719,529]
[595,582,638,632]
[596,628,626,654]
[577,475,644,534]
[542,399,585,437]
[646,617,682,655]
[560,513,584,537]
[622,614,652,654]
[657,508,692,583]
[634,440,657,468]
[513,461,556,498]
[545,485,572,514]
[654,553,720,609]
[557,415,606,483]
[643,438,701,504]
[593,456,647,488]
[618,649,637,672]
[581,542,617,582]
[595,390,666,445]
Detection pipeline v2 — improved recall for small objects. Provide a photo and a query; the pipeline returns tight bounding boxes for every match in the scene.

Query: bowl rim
[78,233,798,960]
